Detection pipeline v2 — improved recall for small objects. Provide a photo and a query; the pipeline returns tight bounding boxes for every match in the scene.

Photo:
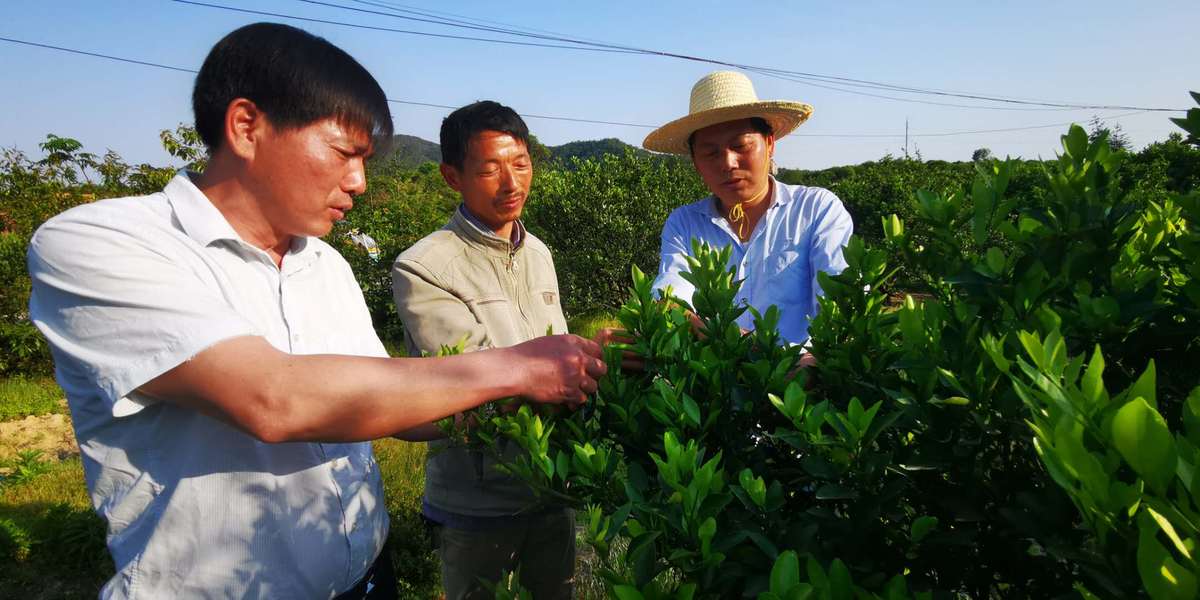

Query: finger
[580,377,598,395]
[566,388,587,406]
[576,336,604,358]
[584,357,608,379]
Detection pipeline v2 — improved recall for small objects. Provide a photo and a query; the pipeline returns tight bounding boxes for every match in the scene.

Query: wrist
[485,346,528,400]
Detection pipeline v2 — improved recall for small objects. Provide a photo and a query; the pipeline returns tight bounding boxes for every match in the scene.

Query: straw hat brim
[643,101,813,155]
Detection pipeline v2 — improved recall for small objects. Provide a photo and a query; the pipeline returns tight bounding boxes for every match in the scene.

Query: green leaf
[815,484,858,500]
[1128,361,1158,410]
[681,395,701,428]
[769,550,800,594]
[1112,397,1177,490]
[1146,506,1193,561]
[1064,124,1088,158]
[676,583,697,600]
[985,247,1006,274]
[1081,345,1107,410]
[613,585,645,600]
[1137,512,1199,600]
[1185,387,1200,445]
[828,559,853,600]
[785,585,814,600]
[911,515,939,543]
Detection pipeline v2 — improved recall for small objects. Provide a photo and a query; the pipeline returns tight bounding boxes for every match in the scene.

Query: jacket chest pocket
[530,287,568,336]
[465,294,525,348]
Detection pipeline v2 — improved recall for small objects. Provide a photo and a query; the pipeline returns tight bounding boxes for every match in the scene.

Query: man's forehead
[693,120,760,144]
[466,130,529,158]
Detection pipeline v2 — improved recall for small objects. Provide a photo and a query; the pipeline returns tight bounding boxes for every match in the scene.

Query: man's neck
[193,159,292,266]
[718,177,774,240]
[460,204,519,246]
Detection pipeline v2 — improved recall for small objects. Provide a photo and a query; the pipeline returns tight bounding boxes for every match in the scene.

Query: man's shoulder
[31,192,173,254]
[665,195,717,225]
[394,226,463,270]
[521,229,555,262]
[778,181,845,209]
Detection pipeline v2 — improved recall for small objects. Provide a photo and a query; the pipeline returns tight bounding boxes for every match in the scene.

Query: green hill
[378,135,646,167]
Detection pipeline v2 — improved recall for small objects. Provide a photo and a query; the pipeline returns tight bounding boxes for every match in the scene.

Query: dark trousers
[334,540,398,600]
[432,508,576,600]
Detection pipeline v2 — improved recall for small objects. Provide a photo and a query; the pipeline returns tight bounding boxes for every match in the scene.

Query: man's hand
[507,334,607,406]
[592,327,645,371]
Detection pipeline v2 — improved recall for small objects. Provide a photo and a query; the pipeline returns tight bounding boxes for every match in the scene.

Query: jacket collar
[450,205,526,256]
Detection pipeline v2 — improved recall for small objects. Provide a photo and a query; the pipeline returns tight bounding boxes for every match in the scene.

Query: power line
[793,111,1150,138]
[169,0,641,55]
[0,36,653,129]
[0,36,196,73]
[272,0,1188,113]
[0,36,1157,138]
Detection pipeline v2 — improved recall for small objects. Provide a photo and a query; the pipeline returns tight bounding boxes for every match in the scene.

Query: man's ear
[439,162,463,192]
[223,98,268,161]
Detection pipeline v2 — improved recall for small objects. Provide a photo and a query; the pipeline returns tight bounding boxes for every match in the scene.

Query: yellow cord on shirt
[728,201,747,240]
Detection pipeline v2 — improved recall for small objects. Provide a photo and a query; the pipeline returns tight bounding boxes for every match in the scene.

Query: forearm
[142,336,526,443]
[268,349,525,442]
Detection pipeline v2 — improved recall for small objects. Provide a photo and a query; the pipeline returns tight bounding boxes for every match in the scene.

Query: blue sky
[2,0,1197,170]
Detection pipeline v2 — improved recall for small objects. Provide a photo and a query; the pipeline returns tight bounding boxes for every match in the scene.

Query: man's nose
[721,149,739,171]
[343,158,367,196]
[498,164,520,191]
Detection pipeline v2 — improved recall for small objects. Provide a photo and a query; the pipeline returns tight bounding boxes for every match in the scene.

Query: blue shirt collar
[700,176,791,219]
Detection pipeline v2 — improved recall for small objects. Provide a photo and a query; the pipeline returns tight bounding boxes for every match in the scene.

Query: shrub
[523,151,706,317]
[458,120,1199,598]
[330,161,458,348]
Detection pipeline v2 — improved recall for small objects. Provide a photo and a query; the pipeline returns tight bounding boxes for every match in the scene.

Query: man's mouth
[330,204,352,221]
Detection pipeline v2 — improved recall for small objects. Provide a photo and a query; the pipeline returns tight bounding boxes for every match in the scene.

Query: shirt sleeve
[808,191,855,310]
[26,211,259,417]
[651,207,698,304]
[390,257,491,355]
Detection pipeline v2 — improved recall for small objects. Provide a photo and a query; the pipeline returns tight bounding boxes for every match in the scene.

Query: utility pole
[904,118,909,159]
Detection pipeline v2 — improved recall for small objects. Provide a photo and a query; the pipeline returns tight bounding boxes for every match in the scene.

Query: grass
[0,375,614,598]
[0,375,64,421]
[0,457,109,600]
[568,311,622,340]
[373,438,442,599]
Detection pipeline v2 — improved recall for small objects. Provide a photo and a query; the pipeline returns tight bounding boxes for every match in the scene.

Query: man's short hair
[687,117,774,156]
[192,22,393,153]
[439,101,530,169]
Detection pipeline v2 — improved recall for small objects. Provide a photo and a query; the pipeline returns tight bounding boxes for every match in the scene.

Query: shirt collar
[165,170,320,265]
[703,176,790,219]
[457,203,525,249]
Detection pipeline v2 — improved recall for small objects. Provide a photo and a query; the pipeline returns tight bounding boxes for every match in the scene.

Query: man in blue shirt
[643,71,853,346]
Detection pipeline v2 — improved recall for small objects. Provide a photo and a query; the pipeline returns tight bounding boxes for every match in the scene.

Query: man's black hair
[439,101,530,169]
[192,22,393,152]
[687,117,774,155]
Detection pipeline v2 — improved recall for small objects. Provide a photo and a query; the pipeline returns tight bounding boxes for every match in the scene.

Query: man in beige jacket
[391,101,580,599]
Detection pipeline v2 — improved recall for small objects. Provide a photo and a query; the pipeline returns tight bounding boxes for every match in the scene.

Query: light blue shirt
[652,178,853,345]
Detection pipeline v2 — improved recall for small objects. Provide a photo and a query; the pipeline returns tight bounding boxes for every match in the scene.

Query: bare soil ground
[0,403,78,466]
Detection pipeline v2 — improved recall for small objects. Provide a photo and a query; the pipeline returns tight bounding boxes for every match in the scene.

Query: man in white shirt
[25,22,604,599]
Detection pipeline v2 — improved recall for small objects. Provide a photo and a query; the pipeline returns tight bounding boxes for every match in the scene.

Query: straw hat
[643,71,813,155]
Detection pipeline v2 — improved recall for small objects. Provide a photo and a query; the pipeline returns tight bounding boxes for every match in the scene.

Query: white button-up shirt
[653,178,854,345]
[27,173,389,599]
